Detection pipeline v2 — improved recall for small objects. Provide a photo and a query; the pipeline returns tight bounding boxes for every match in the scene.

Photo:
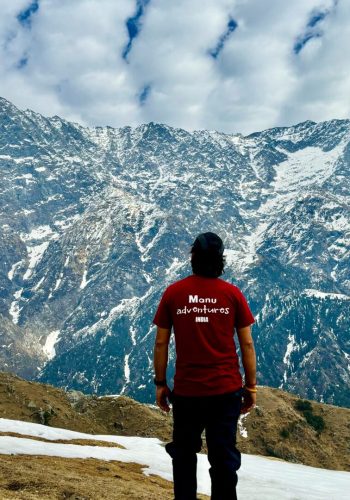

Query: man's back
[153,274,254,396]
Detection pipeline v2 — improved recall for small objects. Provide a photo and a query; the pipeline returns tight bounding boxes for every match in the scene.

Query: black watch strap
[154,377,167,386]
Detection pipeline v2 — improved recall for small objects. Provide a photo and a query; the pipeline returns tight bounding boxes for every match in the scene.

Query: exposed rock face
[0,97,349,406]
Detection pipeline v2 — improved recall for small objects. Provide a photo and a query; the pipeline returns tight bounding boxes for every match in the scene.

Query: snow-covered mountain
[0,97,349,407]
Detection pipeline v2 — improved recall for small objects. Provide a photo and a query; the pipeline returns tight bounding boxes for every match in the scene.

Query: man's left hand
[156,385,171,412]
[240,390,256,414]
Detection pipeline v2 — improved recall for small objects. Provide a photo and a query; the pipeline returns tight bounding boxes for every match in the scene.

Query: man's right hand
[240,389,256,414]
[156,385,172,413]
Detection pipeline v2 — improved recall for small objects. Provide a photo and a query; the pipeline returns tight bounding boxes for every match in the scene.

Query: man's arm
[237,325,257,413]
[153,326,172,412]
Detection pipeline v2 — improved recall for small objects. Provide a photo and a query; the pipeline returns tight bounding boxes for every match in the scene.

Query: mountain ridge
[0,96,349,407]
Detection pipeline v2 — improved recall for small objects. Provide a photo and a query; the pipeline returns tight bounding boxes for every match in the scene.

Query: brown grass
[0,454,209,499]
[0,432,124,449]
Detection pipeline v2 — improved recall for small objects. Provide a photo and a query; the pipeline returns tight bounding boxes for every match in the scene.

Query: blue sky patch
[294,32,322,54]
[307,11,327,29]
[209,17,238,59]
[17,0,39,28]
[122,0,151,61]
[294,6,335,55]
[16,56,28,69]
[139,84,151,105]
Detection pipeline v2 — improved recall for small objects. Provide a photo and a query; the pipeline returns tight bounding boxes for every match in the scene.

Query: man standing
[153,232,256,500]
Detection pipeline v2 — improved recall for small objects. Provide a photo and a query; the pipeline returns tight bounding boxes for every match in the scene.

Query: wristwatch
[153,377,167,386]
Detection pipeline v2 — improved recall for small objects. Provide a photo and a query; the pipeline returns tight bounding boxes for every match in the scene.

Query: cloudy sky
[0,0,348,134]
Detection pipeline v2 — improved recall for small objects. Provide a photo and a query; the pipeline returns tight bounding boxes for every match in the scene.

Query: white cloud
[0,0,137,125]
[0,0,348,134]
[128,0,234,130]
[278,0,350,126]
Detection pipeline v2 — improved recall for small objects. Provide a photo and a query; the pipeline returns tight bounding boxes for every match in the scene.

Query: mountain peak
[0,96,22,116]
[0,95,349,410]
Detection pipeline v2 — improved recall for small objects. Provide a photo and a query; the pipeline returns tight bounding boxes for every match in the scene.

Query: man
[153,232,256,500]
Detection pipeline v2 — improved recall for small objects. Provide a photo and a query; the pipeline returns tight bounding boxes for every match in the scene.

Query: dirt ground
[0,453,209,500]
[0,432,209,500]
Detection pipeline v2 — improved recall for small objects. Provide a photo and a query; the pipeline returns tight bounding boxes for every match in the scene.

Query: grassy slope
[0,371,349,498]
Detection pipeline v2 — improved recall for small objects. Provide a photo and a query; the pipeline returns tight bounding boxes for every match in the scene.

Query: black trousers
[165,388,243,500]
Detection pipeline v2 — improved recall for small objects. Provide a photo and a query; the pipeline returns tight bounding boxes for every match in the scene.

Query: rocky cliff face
[0,97,349,406]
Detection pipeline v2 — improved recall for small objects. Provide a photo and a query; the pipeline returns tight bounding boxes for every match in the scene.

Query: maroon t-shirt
[153,274,255,396]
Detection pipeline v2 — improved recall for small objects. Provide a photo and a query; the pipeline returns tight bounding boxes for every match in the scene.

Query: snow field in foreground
[0,418,349,499]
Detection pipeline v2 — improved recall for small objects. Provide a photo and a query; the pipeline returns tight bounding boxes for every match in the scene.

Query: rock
[66,390,86,406]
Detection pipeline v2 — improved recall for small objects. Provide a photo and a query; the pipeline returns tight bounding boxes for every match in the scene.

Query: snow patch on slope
[0,419,349,499]
[7,260,23,280]
[303,289,350,300]
[9,288,23,324]
[43,330,60,360]
[23,242,49,280]
[274,145,343,194]
[281,333,298,385]
[238,413,249,439]
[79,269,89,289]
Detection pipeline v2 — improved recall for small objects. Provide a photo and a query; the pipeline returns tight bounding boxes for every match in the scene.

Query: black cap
[192,232,224,255]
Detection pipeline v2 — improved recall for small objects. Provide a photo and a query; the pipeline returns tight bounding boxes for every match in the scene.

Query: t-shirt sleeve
[153,288,173,329]
[234,288,255,328]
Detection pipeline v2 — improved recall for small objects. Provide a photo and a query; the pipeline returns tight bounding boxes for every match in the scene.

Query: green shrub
[294,399,325,434]
[43,409,53,426]
[266,445,279,458]
[294,399,312,412]
[280,428,290,439]
[303,411,325,433]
